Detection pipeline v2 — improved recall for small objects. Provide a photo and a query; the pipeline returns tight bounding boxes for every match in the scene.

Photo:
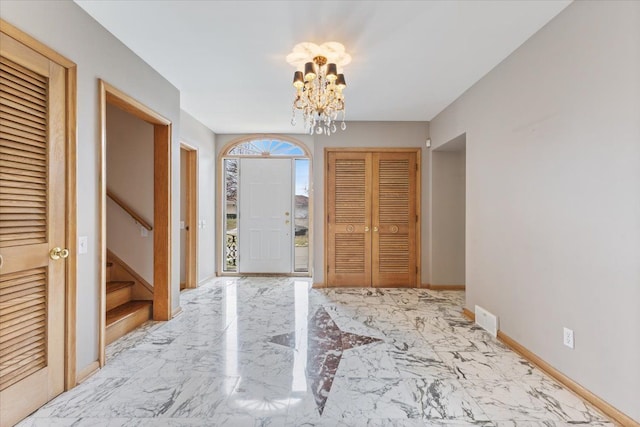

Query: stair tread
[106,300,152,326]
[106,280,135,293]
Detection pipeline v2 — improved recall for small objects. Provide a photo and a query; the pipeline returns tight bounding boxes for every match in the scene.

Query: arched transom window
[226,138,306,157]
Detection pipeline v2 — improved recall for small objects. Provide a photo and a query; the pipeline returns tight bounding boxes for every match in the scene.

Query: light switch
[78,236,88,254]
[180,221,185,230]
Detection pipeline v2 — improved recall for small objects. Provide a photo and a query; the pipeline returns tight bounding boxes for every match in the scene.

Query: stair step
[107,280,134,293]
[106,300,152,345]
[106,281,135,311]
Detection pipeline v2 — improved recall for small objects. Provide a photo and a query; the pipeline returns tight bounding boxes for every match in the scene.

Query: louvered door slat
[0,267,47,390]
[0,107,46,131]
[0,69,47,98]
[372,152,417,287]
[0,59,47,249]
[0,57,47,84]
[326,152,372,286]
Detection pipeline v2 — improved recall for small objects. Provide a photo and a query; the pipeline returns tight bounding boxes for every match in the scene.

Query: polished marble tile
[18,277,612,426]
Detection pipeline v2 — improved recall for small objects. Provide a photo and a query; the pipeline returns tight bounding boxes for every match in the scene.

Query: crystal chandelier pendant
[287,42,350,136]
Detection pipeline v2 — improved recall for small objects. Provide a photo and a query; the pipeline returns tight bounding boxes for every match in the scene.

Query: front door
[239,158,293,273]
[0,32,67,426]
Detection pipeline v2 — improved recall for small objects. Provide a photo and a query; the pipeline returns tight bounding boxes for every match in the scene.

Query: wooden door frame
[179,142,198,289]
[0,19,78,390]
[324,147,422,288]
[98,80,172,366]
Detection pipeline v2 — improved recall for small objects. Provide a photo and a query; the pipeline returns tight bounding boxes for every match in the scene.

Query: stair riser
[105,304,152,345]
[106,287,133,312]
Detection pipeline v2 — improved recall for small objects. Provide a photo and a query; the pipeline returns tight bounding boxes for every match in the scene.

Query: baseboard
[198,273,217,285]
[172,306,183,318]
[462,307,475,321]
[76,360,99,384]
[427,284,466,290]
[497,331,638,426]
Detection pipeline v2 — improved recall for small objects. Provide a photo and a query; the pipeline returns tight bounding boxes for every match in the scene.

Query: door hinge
[416,266,418,274]
[327,265,330,273]
[327,214,330,223]
[416,214,419,223]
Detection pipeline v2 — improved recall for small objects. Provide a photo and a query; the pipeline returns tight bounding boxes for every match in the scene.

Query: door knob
[285,220,290,224]
[364,226,370,232]
[50,247,70,260]
[373,226,379,232]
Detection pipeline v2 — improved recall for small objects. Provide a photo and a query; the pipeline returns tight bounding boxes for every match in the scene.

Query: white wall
[429,1,640,420]
[180,110,216,283]
[106,104,154,284]
[0,0,182,373]
[430,145,465,285]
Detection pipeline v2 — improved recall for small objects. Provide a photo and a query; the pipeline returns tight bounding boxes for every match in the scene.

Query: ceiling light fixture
[287,42,351,135]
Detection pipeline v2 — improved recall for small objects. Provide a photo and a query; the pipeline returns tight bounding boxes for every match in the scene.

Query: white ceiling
[75,0,571,134]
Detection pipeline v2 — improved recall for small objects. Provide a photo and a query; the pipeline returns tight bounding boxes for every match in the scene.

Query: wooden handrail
[107,188,153,231]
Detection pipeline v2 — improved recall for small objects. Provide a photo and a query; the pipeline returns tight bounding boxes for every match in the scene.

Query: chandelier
[287,42,351,135]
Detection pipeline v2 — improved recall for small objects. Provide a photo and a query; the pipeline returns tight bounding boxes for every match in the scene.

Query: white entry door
[239,158,293,273]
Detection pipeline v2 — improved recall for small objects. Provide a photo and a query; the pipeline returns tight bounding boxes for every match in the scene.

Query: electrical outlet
[563,327,574,349]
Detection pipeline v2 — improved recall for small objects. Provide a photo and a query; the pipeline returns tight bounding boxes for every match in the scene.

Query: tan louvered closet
[0,30,67,427]
[326,149,419,287]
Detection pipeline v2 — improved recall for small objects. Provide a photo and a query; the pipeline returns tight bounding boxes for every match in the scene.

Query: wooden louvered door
[372,152,417,287]
[326,150,418,288]
[326,151,372,286]
[0,32,66,427]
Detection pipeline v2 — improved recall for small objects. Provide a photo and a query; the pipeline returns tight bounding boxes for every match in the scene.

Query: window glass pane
[294,159,310,272]
[227,140,304,156]
[224,159,238,272]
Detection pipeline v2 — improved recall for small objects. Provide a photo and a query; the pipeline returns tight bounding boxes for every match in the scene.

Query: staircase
[105,260,152,345]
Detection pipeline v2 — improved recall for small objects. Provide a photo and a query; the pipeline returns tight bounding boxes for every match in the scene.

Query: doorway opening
[99,81,172,366]
[429,133,466,290]
[180,143,198,290]
[219,137,312,275]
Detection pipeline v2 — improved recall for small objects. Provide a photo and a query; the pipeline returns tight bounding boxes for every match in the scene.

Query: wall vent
[475,305,499,337]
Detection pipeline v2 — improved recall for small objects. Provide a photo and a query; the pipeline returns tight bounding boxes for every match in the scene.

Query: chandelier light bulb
[303,62,316,82]
[292,71,304,89]
[288,42,349,136]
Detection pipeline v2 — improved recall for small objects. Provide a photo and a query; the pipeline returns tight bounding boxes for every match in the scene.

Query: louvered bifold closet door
[372,152,417,287]
[326,151,372,286]
[0,31,66,427]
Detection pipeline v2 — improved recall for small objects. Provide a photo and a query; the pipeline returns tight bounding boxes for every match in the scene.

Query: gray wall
[1,0,182,373]
[429,1,640,420]
[106,104,155,284]
[430,146,465,285]
[180,110,217,283]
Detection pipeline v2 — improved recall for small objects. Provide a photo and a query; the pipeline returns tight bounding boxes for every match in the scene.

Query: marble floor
[19,277,613,426]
